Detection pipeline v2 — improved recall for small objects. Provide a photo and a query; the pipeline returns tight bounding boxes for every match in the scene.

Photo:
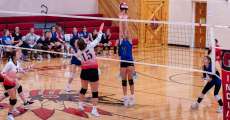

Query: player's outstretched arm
[89,23,104,48]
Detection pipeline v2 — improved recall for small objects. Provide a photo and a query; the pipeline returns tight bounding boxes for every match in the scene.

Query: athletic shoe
[24,101,34,109]
[78,102,84,111]
[64,85,71,92]
[47,54,51,59]
[37,55,43,61]
[7,113,14,120]
[91,106,100,117]
[129,95,135,106]
[191,102,199,109]
[63,53,67,58]
[216,106,223,113]
[12,108,20,115]
[123,96,129,107]
[117,73,122,81]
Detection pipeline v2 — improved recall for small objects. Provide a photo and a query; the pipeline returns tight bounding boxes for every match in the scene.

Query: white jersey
[1,59,22,79]
[76,32,103,69]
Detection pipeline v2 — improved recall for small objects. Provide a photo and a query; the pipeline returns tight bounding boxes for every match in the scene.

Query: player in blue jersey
[118,2,135,107]
[191,56,223,113]
[119,35,135,107]
[64,37,81,92]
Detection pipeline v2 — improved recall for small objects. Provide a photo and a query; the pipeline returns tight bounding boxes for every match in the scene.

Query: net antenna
[210,27,216,74]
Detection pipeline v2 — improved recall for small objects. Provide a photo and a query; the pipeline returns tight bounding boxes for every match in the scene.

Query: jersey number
[82,50,93,61]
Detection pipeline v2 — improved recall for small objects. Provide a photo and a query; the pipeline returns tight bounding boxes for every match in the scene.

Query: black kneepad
[17,85,23,94]
[128,79,134,86]
[9,99,17,106]
[122,80,127,86]
[56,45,62,49]
[80,88,87,95]
[4,92,9,97]
[92,92,98,98]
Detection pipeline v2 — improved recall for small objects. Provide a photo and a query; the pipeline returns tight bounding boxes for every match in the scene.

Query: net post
[210,27,216,74]
[221,49,230,120]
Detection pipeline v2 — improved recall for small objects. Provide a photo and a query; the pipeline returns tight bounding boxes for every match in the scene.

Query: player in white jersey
[1,50,33,120]
[75,23,104,117]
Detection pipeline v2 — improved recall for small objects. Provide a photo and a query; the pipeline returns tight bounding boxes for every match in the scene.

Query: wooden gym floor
[0,46,223,120]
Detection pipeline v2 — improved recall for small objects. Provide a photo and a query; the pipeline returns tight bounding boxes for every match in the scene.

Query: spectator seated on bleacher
[2,29,13,46]
[97,28,112,56]
[50,26,65,57]
[21,27,40,60]
[51,26,58,42]
[56,26,68,58]
[79,26,92,43]
[71,27,80,41]
[1,29,15,58]
[102,28,112,55]
[34,30,46,60]
[69,27,80,53]
[12,27,23,46]
[39,31,54,59]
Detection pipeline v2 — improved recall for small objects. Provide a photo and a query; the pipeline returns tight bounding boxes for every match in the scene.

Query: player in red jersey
[76,23,104,117]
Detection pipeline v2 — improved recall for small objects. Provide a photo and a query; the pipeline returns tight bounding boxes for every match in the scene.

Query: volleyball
[120,2,128,11]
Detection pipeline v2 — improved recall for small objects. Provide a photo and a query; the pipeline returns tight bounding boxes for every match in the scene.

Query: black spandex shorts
[120,62,134,68]
[70,56,81,66]
[80,69,99,82]
[4,85,15,90]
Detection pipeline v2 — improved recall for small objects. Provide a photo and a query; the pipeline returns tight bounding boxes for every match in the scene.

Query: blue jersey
[2,36,12,45]
[51,32,58,42]
[79,32,89,39]
[71,33,80,40]
[70,38,78,53]
[119,39,133,61]
[203,64,221,83]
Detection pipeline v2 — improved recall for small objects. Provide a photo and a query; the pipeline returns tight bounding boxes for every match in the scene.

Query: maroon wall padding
[110,33,119,40]
[58,20,112,28]
[64,26,118,34]
[18,29,43,36]
[8,23,34,30]
[0,14,103,24]
[0,13,134,46]
[0,24,6,30]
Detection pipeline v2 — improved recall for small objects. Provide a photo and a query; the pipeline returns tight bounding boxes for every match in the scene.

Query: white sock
[92,106,97,110]
[130,95,135,99]
[124,95,128,99]
[66,83,70,87]
[24,100,28,104]
[79,101,83,105]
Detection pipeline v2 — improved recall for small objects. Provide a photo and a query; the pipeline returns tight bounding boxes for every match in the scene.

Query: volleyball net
[0,10,229,77]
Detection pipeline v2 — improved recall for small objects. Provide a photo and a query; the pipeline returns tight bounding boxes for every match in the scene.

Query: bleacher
[0,14,138,47]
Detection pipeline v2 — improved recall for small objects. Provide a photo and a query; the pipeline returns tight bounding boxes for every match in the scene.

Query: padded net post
[210,27,216,74]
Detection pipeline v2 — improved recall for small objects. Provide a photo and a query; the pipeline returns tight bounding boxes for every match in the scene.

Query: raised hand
[99,23,104,32]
